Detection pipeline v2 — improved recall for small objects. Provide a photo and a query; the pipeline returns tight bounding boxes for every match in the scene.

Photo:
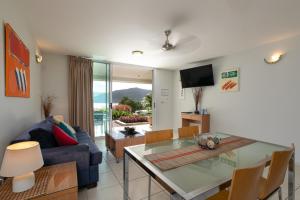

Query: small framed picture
[220,67,240,92]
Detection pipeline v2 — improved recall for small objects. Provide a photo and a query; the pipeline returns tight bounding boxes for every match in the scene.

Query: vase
[194,104,200,114]
[192,87,202,115]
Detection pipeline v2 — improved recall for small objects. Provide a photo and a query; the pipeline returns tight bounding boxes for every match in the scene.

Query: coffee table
[0,162,78,200]
[105,128,145,162]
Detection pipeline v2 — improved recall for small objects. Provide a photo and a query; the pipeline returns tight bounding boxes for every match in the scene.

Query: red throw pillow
[53,125,78,146]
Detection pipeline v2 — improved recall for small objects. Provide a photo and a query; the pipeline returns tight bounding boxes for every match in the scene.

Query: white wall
[0,1,42,160]
[41,53,69,122]
[173,35,300,162]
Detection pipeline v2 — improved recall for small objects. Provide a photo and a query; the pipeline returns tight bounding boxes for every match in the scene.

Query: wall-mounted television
[180,64,214,88]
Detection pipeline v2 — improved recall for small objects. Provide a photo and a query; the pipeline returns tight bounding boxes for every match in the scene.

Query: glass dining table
[123,132,295,200]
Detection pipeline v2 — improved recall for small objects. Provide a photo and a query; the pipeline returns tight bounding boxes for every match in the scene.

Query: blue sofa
[12,117,102,188]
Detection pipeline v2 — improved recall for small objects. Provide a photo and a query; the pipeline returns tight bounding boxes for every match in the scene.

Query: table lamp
[0,141,44,192]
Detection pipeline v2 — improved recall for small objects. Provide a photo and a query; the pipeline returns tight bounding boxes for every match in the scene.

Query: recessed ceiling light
[132,50,143,56]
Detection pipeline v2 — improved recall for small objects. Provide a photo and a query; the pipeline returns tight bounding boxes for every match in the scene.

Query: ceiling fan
[161,30,175,51]
[145,29,200,55]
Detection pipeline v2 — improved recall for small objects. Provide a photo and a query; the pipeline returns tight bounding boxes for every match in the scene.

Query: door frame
[93,61,112,139]
[108,63,113,135]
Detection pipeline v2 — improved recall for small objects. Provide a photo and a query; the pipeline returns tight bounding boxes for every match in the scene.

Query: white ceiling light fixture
[132,50,144,56]
[264,52,285,64]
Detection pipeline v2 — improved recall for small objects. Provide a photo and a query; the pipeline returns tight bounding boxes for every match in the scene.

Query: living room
[0,0,299,200]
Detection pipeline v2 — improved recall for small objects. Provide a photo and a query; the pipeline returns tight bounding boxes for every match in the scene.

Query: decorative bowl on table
[194,134,221,150]
[124,127,136,135]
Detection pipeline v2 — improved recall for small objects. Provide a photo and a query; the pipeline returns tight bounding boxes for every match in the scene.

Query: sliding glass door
[93,62,111,137]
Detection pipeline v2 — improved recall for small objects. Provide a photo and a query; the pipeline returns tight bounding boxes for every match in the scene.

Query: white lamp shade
[0,141,44,177]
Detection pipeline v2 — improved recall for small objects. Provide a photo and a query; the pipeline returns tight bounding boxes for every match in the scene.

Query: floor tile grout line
[97,181,121,191]
[139,191,171,200]
[94,150,126,199]
[106,160,149,185]
[105,159,165,199]
[97,143,149,200]
[100,147,171,199]
[86,183,124,200]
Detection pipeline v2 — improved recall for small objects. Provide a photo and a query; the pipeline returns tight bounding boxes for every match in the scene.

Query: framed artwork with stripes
[5,23,30,98]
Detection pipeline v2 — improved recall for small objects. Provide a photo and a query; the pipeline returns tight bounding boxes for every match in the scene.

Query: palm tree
[142,93,152,111]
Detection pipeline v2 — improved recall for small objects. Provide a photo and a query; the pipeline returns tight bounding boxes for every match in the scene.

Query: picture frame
[220,67,240,92]
[5,23,30,98]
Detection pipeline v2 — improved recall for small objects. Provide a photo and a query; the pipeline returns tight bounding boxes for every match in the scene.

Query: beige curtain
[69,56,94,139]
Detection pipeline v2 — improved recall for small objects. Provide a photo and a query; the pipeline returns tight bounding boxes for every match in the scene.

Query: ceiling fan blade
[175,35,197,46]
[168,14,190,29]
[173,35,201,54]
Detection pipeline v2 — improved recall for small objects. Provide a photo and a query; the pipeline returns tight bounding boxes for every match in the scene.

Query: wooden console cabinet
[181,113,210,133]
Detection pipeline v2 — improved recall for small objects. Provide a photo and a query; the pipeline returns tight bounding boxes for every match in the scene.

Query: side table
[0,162,78,200]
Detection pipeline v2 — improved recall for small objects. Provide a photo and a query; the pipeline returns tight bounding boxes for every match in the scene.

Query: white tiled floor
[78,139,300,200]
[79,139,169,200]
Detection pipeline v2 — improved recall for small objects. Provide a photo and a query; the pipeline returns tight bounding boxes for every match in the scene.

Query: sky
[93,81,152,93]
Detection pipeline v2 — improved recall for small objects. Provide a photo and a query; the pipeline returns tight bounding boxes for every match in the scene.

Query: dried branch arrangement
[42,96,56,118]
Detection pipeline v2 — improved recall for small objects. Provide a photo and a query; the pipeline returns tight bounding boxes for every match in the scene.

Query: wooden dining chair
[258,145,294,200]
[207,161,266,200]
[178,126,199,138]
[145,129,173,200]
[145,129,173,144]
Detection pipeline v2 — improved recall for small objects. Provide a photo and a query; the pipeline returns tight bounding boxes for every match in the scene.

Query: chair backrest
[228,162,265,200]
[178,126,199,138]
[260,146,294,198]
[145,129,173,144]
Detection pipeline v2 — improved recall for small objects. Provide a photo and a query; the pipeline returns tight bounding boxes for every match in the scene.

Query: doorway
[111,64,153,133]
[93,62,153,137]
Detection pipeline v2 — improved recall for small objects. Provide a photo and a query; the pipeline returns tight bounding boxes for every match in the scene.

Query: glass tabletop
[125,132,288,199]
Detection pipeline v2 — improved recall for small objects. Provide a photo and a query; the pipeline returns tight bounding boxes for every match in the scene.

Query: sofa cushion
[29,128,58,149]
[53,125,79,146]
[72,126,82,133]
[13,117,54,143]
[57,121,77,140]
[53,115,64,124]
[76,131,102,165]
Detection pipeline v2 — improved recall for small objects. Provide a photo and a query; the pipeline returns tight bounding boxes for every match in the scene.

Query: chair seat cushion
[206,190,229,200]
[53,125,79,146]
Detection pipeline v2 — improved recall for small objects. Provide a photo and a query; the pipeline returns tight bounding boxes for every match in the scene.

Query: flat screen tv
[180,64,214,88]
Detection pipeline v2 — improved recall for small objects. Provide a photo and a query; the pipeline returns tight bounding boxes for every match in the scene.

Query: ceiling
[18,0,300,68]
[93,62,152,83]
[112,63,152,83]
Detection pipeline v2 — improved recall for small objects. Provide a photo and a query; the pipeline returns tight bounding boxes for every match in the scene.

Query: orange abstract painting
[5,23,30,98]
